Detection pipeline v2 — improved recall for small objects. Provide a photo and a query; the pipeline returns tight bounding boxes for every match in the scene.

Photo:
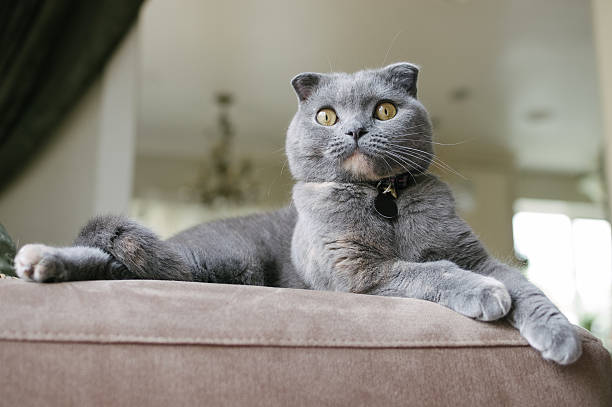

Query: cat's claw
[522,319,582,365]
[14,244,66,283]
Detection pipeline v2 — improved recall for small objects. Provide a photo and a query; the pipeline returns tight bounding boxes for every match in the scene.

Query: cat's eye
[375,102,397,121]
[316,108,337,126]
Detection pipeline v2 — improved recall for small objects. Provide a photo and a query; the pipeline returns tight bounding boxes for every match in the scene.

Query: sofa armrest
[1,280,610,406]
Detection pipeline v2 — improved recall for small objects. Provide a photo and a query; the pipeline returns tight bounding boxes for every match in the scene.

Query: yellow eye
[375,102,397,121]
[316,108,337,126]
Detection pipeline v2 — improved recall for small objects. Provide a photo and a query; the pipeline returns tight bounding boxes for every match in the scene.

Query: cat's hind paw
[522,318,582,365]
[14,244,67,283]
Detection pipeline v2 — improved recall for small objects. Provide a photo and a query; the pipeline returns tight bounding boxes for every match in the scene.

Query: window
[512,202,612,349]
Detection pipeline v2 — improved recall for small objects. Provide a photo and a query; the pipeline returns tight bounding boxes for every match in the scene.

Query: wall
[593,0,612,218]
[436,149,516,260]
[439,149,600,261]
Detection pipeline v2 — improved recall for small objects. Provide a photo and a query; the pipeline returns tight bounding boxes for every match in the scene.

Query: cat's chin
[341,151,379,181]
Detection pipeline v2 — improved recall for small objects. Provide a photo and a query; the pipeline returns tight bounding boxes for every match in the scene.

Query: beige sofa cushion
[0,279,610,406]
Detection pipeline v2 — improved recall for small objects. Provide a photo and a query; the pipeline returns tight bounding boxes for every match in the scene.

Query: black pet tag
[374,193,398,220]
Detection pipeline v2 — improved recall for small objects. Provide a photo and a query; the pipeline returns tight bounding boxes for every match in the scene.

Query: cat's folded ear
[291,72,323,102]
[382,62,419,98]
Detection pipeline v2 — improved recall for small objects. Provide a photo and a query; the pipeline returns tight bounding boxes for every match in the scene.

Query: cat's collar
[372,172,418,197]
[370,173,419,220]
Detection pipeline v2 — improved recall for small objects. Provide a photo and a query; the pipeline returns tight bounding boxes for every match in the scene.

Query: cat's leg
[14,244,132,282]
[474,258,582,365]
[361,259,512,322]
[14,215,194,283]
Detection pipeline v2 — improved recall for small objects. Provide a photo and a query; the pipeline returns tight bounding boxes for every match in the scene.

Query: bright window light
[573,219,612,321]
[513,211,612,347]
[512,212,576,321]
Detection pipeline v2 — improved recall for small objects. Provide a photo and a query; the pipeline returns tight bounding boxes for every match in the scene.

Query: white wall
[0,26,139,246]
[593,0,612,218]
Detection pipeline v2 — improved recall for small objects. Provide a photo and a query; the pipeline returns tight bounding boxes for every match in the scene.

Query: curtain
[0,0,144,192]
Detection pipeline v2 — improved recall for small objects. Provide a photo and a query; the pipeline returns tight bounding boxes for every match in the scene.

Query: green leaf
[0,223,17,276]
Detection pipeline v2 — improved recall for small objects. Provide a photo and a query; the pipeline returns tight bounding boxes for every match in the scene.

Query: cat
[13,62,582,365]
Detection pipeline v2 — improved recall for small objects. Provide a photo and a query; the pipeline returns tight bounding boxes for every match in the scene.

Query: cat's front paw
[444,276,511,322]
[14,244,67,283]
[521,316,582,365]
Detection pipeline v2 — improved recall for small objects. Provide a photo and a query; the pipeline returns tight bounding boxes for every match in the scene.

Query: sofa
[0,278,610,406]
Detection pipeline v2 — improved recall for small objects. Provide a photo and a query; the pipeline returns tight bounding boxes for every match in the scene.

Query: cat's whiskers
[383,153,418,185]
[370,146,410,180]
[280,158,288,176]
[381,150,420,176]
[388,131,431,140]
[382,30,402,66]
[390,146,461,177]
[391,135,471,146]
[382,153,412,174]
[266,158,289,199]
[398,123,431,132]
[355,134,465,178]
[380,156,393,173]
[387,144,466,179]
[386,145,449,172]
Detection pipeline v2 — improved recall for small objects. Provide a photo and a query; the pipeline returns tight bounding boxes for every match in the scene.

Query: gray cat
[14,63,582,365]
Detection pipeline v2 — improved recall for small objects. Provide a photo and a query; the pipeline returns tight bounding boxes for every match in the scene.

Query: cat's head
[286,63,433,183]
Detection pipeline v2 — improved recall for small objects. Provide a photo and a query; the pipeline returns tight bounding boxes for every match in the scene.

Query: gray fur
[14,63,581,365]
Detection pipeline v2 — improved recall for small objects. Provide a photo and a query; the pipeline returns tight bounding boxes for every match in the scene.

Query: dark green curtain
[0,0,144,192]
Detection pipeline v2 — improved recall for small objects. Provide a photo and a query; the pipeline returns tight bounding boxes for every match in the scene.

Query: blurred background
[1,0,611,348]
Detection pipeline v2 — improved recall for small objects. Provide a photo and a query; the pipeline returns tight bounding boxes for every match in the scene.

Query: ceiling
[137,0,602,174]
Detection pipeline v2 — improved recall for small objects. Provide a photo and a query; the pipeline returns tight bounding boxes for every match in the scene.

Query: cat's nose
[345,128,368,141]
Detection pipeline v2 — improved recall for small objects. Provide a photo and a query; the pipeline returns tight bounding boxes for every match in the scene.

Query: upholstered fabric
[0,280,610,406]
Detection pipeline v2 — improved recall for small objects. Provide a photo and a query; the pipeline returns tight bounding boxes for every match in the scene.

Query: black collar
[371,173,419,198]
